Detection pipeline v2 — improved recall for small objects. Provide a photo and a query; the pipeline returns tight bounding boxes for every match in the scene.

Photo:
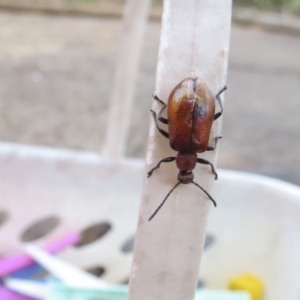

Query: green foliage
[61,0,300,14]
[233,0,300,13]
[64,0,94,3]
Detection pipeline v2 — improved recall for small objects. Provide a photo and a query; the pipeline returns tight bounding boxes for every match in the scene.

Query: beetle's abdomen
[167,77,215,153]
[168,78,194,152]
[191,99,215,152]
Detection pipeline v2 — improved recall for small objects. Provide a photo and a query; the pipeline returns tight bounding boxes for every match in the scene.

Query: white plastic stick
[102,0,150,159]
[128,1,231,300]
[5,278,47,299]
[23,244,107,288]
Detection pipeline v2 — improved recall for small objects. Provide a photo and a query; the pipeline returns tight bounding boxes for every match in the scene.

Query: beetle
[148,77,227,221]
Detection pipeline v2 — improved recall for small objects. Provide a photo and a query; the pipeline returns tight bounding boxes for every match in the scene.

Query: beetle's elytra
[148,77,227,221]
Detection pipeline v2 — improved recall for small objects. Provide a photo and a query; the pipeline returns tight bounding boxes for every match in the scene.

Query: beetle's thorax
[176,152,197,184]
[176,152,197,170]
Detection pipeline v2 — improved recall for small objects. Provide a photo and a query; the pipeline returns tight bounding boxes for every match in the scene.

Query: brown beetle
[148,77,227,221]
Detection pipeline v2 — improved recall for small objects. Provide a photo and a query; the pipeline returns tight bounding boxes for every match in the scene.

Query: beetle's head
[178,170,194,184]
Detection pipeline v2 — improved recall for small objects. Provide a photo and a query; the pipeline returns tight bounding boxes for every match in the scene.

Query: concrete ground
[0,11,299,185]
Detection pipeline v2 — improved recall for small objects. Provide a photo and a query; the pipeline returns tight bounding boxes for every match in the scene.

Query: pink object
[0,287,37,300]
[0,231,80,276]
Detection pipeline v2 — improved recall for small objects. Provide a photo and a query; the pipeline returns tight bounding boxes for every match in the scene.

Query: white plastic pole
[102,0,151,159]
[128,1,231,300]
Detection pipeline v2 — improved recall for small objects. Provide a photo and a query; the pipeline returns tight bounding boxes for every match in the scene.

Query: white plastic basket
[1,142,300,300]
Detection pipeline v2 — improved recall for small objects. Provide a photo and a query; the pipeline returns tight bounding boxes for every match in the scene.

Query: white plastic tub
[0,142,300,300]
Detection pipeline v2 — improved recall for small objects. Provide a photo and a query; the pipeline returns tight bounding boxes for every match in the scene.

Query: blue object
[10,263,46,280]
[46,283,251,300]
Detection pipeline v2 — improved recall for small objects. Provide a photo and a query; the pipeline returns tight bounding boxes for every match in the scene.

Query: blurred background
[0,0,299,185]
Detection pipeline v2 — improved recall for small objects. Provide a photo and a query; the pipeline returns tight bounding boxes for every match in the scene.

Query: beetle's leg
[153,95,168,124]
[214,85,227,120]
[150,109,169,138]
[197,158,218,180]
[207,136,222,151]
[147,157,176,178]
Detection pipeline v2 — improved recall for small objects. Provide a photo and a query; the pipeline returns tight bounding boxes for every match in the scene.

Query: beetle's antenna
[148,182,181,221]
[192,181,217,207]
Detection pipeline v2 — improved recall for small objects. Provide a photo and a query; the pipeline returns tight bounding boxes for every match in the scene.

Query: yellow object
[228,273,264,300]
